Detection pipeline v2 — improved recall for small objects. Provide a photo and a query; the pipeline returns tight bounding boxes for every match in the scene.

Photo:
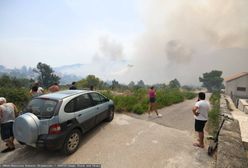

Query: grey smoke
[165,40,193,64]
[121,0,248,85]
[98,36,124,60]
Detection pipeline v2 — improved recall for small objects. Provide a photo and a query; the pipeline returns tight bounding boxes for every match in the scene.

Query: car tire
[105,108,114,122]
[62,129,81,155]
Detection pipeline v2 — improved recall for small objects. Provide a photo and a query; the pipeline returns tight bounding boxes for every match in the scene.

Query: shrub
[112,95,138,112]
[157,88,184,108]
[100,90,114,100]
[207,92,221,135]
[133,104,145,114]
[101,88,196,114]
[0,87,30,111]
[183,91,197,100]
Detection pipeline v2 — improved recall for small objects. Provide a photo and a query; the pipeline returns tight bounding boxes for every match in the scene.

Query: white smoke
[123,0,248,85]
[98,36,124,61]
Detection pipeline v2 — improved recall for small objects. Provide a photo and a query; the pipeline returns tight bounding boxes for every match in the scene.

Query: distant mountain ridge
[54,63,87,77]
[0,64,83,84]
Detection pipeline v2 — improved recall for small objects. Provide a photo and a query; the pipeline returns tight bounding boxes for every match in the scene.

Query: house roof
[225,72,248,82]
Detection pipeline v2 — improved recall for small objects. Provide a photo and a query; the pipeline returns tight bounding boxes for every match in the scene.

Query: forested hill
[0,64,81,84]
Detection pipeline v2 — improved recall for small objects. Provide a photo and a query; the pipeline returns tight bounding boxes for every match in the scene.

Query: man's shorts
[195,119,207,132]
[1,122,14,140]
[149,97,156,103]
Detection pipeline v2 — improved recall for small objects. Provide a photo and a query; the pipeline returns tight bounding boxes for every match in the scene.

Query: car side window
[64,99,76,113]
[99,94,109,102]
[75,94,93,111]
[89,93,102,105]
[65,94,93,113]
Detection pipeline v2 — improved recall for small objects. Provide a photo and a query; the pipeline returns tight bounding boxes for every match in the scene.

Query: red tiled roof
[225,72,248,82]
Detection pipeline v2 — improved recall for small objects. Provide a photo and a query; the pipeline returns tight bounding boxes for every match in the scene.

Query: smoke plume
[123,0,248,85]
[98,36,124,61]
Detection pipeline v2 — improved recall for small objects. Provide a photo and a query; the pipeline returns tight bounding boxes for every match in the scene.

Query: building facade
[225,72,248,105]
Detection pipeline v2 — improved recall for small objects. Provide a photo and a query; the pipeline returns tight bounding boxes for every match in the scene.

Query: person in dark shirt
[69,82,77,90]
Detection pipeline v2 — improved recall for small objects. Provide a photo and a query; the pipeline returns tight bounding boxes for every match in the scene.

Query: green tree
[77,75,101,89]
[86,75,100,87]
[137,80,145,88]
[77,79,87,89]
[0,75,12,87]
[0,75,32,88]
[128,81,135,89]
[111,79,120,90]
[169,78,181,88]
[199,70,224,92]
[34,62,60,88]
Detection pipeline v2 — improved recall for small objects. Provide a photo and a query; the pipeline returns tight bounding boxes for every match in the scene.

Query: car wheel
[105,108,114,122]
[62,129,81,155]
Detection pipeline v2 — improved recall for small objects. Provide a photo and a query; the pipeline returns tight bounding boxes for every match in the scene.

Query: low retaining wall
[216,95,248,168]
[238,99,248,114]
[245,106,248,114]
[226,96,248,149]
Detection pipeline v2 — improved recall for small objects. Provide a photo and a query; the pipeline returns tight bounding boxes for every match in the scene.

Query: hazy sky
[1,0,248,85]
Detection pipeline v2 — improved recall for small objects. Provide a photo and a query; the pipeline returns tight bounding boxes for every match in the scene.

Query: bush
[133,104,145,114]
[183,91,197,100]
[207,92,221,135]
[0,87,30,111]
[157,88,184,108]
[101,88,196,114]
[100,90,114,100]
[113,95,138,112]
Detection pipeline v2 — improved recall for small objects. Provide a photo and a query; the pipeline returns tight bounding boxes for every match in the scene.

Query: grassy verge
[101,88,196,115]
[207,92,221,135]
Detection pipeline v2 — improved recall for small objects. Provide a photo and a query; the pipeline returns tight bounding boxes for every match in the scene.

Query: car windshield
[23,98,58,119]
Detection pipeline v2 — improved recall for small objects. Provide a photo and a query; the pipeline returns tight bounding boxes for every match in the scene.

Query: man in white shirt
[0,97,17,153]
[192,92,210,148]
[29,82,44,96]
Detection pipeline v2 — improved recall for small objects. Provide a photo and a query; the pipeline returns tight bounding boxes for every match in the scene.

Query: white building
[225,72,248,105]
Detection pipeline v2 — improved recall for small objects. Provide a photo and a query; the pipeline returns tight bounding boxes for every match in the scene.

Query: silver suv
[13,90,114,155]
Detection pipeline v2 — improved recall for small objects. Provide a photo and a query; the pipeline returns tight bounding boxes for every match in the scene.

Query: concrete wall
[225,75,248,105]
[245,106,248,114]
[216,95,248,168]
[238,99,248,113]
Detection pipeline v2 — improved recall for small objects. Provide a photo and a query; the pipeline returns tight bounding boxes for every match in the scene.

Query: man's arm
[0,107,3,120]
[12,103,18,117]
[192,106,199,116]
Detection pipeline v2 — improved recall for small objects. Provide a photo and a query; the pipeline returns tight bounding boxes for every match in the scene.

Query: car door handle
[78,114,82,117]
[96,107,99,110]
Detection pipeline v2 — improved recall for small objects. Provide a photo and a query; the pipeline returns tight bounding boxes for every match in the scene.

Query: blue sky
[0,0,143,67]
[1,0,247,85]
[0,0,142,38]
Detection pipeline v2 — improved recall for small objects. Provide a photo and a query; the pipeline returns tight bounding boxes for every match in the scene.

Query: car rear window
[23,98,58,119]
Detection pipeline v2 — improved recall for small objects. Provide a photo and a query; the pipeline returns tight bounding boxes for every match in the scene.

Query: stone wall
[215,95,248,168]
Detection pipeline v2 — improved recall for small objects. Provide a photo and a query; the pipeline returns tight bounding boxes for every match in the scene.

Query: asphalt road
[0,95,213,168]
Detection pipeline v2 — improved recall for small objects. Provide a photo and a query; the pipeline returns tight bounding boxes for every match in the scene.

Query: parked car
[13,90,115,155]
